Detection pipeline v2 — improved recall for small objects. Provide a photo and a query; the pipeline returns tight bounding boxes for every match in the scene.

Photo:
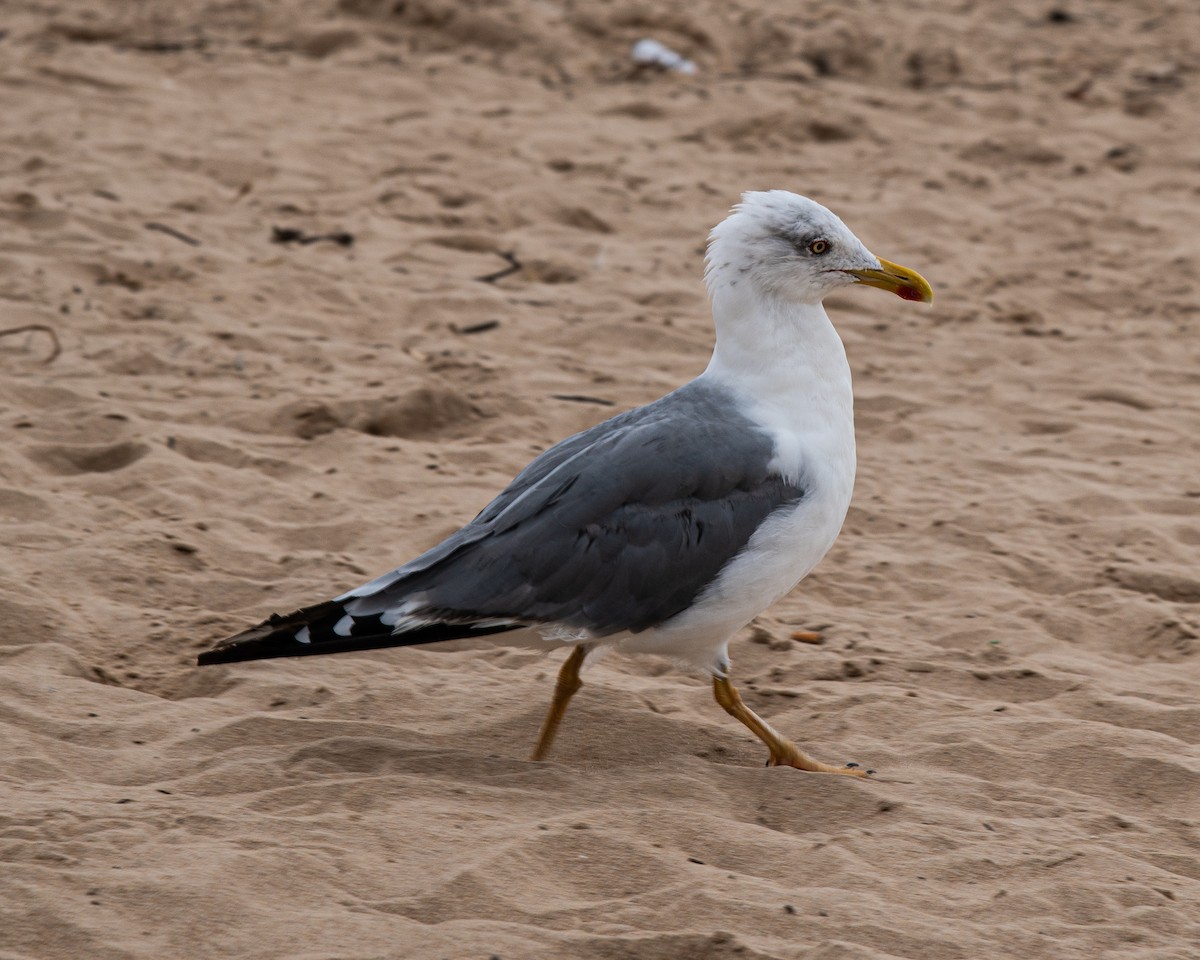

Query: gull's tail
[197,598,519,666]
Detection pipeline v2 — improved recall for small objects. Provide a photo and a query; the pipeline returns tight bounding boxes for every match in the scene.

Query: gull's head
[705,190,933,306]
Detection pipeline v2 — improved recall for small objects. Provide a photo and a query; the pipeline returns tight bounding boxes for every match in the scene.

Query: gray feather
[343,380,805,635]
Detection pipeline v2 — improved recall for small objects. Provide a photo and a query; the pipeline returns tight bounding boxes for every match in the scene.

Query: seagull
[199,190,932,776]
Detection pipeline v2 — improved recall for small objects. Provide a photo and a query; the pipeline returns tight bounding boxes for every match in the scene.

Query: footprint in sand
[26,440,149,475]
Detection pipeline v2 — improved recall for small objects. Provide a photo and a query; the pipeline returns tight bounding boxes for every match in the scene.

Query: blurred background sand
[1,1,1197,957]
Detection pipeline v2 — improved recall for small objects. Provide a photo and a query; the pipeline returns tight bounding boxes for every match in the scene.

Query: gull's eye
[808,238,829,256]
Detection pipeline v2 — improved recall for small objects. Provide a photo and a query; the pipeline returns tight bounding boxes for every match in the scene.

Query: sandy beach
[2,1,1198,957]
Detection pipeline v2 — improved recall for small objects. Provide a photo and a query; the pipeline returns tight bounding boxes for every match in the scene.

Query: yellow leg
[530,644,589,761]
[713,674,871,777]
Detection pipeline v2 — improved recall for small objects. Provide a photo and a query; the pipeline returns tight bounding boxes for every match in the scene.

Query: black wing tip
[196,646,250,666]
[196,638,328,665]
[196,599,346,666]
[195,628,306,666]
[196,601,525,667]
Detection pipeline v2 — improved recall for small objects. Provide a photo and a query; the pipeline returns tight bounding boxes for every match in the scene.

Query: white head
[704,190,932,306]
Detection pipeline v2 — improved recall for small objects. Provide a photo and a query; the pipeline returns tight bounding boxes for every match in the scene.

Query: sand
[2,1,1198,957]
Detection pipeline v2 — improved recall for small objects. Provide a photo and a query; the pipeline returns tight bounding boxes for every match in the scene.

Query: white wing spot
[295,626,312,644]
[333,614,355,637]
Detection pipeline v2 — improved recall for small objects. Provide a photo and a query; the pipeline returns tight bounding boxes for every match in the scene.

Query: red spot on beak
[896,285,924,302]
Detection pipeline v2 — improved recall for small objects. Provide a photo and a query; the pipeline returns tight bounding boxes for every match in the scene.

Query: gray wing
[341,380,806,636]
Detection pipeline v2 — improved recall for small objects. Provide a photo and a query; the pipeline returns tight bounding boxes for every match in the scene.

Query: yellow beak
[846,258,933,303]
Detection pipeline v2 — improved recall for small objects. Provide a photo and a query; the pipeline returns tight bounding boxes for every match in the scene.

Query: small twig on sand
[0,324,62,363]
[454,319,501,335]
[145,221,201,246]
[475,250,522,283]
[271,226,355,247]
[551,394,616,407]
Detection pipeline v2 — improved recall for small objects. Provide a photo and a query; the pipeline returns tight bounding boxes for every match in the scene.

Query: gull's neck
[697,279,856,489]
[701,282,853,415]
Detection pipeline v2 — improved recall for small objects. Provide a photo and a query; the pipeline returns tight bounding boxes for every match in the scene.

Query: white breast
[620,298,857,672]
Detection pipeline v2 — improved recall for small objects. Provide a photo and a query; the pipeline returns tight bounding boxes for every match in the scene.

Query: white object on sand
[631,38,698,75]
